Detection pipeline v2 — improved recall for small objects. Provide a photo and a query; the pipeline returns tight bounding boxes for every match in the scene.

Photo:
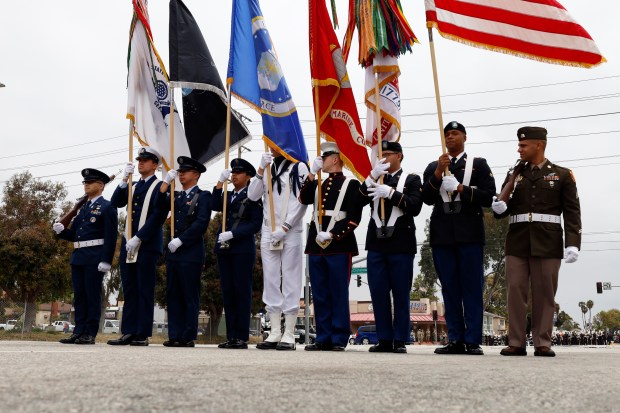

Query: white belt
[73,239,105,248]
[313,210,346,221]
[509,213,561,224]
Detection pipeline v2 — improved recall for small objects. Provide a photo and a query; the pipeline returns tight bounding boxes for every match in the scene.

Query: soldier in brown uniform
[492,126,581,357]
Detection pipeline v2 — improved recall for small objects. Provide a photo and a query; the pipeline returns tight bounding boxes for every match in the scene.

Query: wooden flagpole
[264,142,277,233]
[373,72,386,227]
[427,27,450,176]
[222,83,232,238]
[313,83,323,226]
[169,88,176,236]
[127,120,134,239]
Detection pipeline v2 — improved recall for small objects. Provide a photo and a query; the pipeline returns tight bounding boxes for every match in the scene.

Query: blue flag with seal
[227,0,308,163]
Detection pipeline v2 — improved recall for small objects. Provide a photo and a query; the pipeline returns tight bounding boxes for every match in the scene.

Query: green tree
[0,172,73,331]
[411,220,439,301]
[586,300,594,329]
[593,309,620,331]
[555,310,578,331]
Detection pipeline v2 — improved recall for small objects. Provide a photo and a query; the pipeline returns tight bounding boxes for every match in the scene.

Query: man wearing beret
[53,169,118,344]
[158,156,212,348]
[108,147,168,346]
[422,121,496,355]
[299,142,363,351]
[212,158,263,349]
[248,148,309,351]
[492,126,581,357]
[359,141,423,354]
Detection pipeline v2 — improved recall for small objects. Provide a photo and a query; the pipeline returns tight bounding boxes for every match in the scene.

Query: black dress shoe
[434,342,466,355]
[221,339,247,349]
[218,340,232,348]
[163,340,178,347]
[256,340,279,350]
[466,344,484,355]
[176,340,195,348]
[304,342,332,351]
[129,337,149,346]
[369,341,393,353]
[59,333,81,344]
[393,341,407,354]
[75,335,95,345]
[331,345,346,351]
[275,341,296,351]
[107,334,134,346]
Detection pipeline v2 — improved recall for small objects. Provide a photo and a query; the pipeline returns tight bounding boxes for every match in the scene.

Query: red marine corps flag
[309,0,371,181]
[425,0,605,68]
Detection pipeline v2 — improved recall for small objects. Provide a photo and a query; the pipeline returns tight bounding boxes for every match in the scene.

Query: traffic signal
[596,282,603,294]
[356,275,362,287]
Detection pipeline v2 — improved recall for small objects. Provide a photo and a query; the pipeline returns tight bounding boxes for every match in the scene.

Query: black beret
[81,168,110,184]
[135,147,161,163]
[177,156,206,173]
[517,126,547,141]
[230,158,256,177]
[381,141,402,153]
[444,121,466,135]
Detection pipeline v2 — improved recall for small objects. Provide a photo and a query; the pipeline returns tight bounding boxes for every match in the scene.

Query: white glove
[260,152,273,170]
[218,231,234,243]
[97,262,111,273]
[564,246,579,263]
[316,231,333,243]
[126,236,141,255]
[491,197,508,214]
[441,175,460,192]
[123,162,135,179]
[271,228,286,243]
[367,181,393,201]
[370,159,389,180]
[310,156,323,174]
[219,169,231,183]
[163,169,178,184]
[168,238,183,253]
[52,222,64,234]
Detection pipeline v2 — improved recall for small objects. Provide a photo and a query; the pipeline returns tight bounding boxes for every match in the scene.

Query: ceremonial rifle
[497,160,526,203]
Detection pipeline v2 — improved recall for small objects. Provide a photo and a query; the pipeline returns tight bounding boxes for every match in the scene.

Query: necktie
[135,179,145,191]
[231,192,237,203]
[385,174,392,182]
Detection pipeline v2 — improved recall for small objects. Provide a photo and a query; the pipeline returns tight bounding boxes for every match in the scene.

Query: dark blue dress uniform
[360,167,423,346]
[212,176,262,344]
[110,175,167,339]
[57,171,118,339]
[299,172,363,349]
[160,185,211,343]
[422,152,496,346]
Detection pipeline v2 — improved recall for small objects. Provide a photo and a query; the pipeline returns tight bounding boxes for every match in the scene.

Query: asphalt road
[0,341,617,413]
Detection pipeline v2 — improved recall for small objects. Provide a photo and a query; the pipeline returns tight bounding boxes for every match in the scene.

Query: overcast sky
[1,0,618,325]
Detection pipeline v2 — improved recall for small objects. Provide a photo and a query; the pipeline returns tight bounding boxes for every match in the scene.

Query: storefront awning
[350,313,445,323]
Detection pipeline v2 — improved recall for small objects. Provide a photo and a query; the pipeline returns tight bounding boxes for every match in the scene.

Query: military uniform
[56,169,117,343]
[247,157,309,349]
[495,126,581,351]
[110,148,167,343]
[299,143,363,350]
[359,142,423,352]
[160,157,212,346]
[212,158,263,346]
[422,122,496,351]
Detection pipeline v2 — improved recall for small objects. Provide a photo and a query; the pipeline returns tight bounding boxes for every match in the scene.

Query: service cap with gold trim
[177,156,206,173]
[81,168,110,184]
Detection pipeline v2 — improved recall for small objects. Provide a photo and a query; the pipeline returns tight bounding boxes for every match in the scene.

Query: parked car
[349,334,355,345]
[46,320,75,332]
[295,328,316,344]
[0,320,18,331]
[103,319,120,334]
[354,325,378,345]
[152,322,168,334]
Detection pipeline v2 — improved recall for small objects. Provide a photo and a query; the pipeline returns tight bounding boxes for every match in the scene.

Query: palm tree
[580,304,589,330]
[578,301,586,329]
[586,300,594,330]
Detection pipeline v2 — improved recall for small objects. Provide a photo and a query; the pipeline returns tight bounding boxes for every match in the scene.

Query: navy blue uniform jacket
[159,187,212,263]
[422,154,496,246]
[58,197,118,266]
[110,177,167,255]
[211,186,262,254]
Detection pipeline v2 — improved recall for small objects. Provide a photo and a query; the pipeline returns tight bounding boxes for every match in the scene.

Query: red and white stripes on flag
[425,0,605,68]
[365,55,401,162]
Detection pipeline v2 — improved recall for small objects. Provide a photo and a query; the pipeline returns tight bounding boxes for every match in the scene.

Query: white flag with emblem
[127,10,189,171]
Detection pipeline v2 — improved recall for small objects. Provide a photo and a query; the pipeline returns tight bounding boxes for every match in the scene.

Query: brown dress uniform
[495,128,581,349]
